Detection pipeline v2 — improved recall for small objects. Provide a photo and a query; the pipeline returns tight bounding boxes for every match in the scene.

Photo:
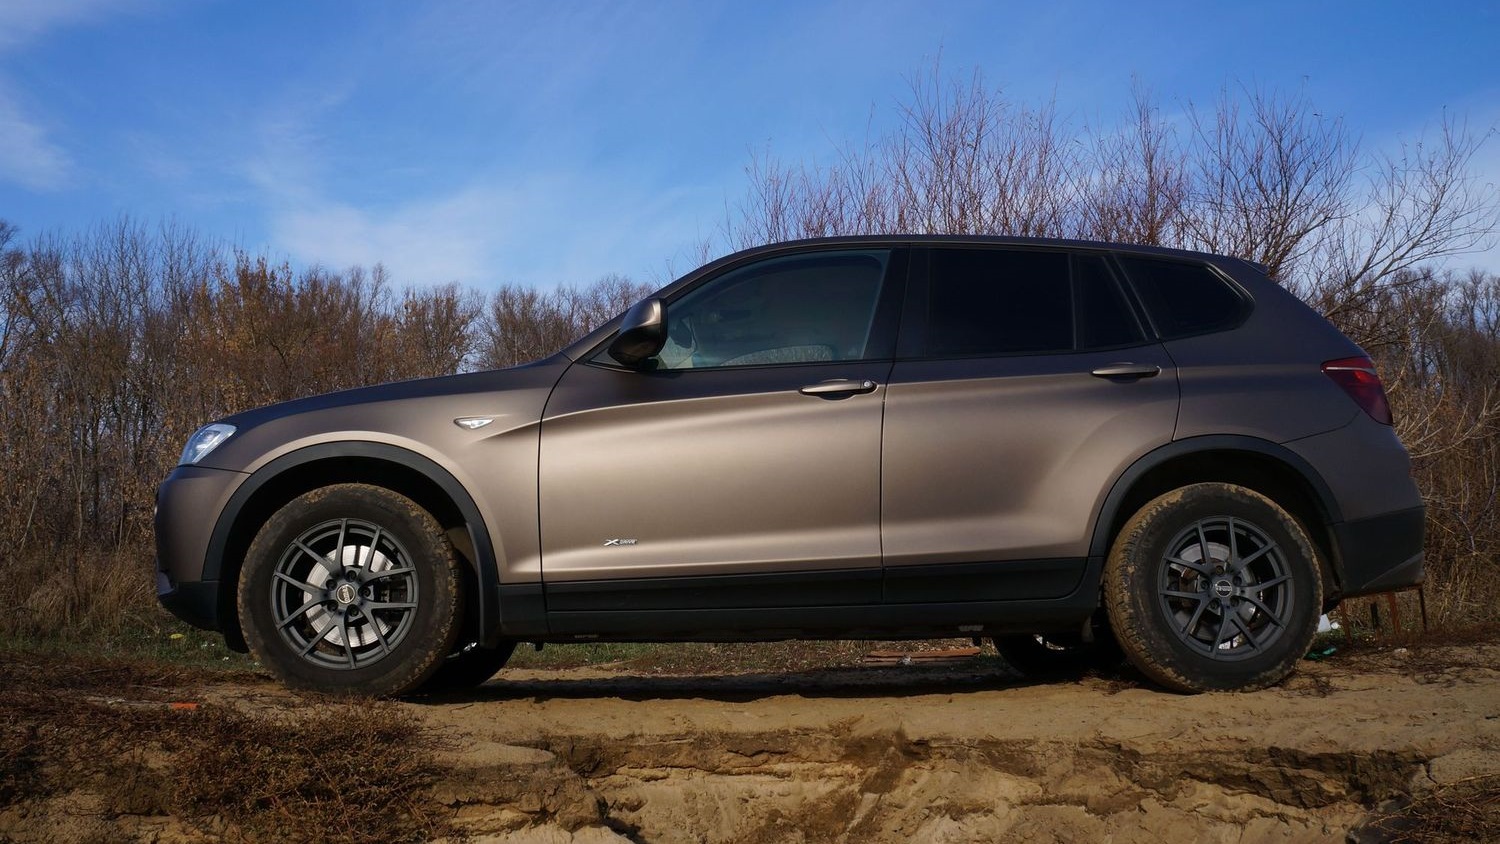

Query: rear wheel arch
[207,443,499,652]
[1090,437,1342,599]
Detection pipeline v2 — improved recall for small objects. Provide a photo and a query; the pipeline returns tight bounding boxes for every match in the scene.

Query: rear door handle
[799,379,878,397]
[1090,363,1162,380]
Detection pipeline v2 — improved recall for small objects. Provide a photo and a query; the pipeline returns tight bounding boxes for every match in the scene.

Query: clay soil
[3,637,1498,843]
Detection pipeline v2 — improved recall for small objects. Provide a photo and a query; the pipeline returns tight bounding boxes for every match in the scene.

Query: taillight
[1322,357,1392,425]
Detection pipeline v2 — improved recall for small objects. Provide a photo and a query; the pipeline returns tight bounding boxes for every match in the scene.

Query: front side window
[652,250,890,369]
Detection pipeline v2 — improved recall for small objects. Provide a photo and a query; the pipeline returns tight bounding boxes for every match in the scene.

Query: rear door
[881,247,1179,603]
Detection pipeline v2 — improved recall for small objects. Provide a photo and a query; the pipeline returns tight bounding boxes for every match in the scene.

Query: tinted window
[927,249,1072,356]
[1116,256,1245,338]
[654,250,889,369]
[1074,255,1144,349]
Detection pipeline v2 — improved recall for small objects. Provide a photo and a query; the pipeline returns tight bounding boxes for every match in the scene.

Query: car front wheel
[238,484,462,697]
[1104,483,1322,693]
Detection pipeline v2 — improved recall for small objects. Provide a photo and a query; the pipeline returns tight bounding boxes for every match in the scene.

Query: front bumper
[154,464,247,631]
[156,569,220,630]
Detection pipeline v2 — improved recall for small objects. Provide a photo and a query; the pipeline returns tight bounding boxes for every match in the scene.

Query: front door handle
[1090,363,1162,380]
[799,378,879,397]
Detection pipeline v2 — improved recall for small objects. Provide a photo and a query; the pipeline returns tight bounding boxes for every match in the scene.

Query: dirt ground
[4,640,1499,843]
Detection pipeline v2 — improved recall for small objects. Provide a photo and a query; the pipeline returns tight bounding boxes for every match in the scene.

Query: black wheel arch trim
[1088,434,1343,568]
[204,441,502,648]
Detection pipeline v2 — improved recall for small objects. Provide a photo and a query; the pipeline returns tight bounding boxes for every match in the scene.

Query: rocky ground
[3,637,1498,843]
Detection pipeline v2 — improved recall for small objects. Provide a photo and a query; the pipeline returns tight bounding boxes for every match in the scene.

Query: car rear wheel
[1104,483,1322,693]
[238,484,462,697]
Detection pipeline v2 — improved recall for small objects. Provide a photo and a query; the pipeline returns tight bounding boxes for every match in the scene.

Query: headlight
[179,423,236,465]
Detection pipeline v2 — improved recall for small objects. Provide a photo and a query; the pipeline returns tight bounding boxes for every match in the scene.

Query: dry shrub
[1362,774,1500,843]
[0,651,454,844]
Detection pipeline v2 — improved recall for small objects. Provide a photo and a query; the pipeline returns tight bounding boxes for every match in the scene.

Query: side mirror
[608,297,667,368]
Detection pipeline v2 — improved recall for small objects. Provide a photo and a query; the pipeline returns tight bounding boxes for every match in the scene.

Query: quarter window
[1116,256,1246,338]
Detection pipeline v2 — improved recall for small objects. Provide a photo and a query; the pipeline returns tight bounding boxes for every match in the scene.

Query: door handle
[799,379,879,397]
[1090,363,1162,380]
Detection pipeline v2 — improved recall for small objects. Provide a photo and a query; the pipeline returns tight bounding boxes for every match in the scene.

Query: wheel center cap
[334,583,358,605]
[1212,579,1234,599]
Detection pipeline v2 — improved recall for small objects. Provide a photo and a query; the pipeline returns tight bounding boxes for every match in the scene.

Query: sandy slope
[4,642,1496,843]
[398,643,1500,842]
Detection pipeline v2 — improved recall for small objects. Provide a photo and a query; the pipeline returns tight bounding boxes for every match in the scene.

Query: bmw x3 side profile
[156,236,1425,696]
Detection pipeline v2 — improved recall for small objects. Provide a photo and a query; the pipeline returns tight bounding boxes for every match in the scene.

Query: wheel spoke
[1227,517,1239,567]
[340,616,355,668]
[362,566,415,583]
[1166,555,1214,575]
[293,540,327,568]
[1211,610,1235,649]
[1253,574,1291,592]
[274,570,322,596]
[357,607,392,655]
[1231,542,1277,573]
[1183,595,1211,638]
[1162,589,1205,601]
[276,598,322,630]
[333,519,349,576]
[1241,594,1285,625]
[298,620,335,656]
[364,600,418,612]
[1228,612,1260,650]
[1196,522,1214,568]
[361,526,383,571]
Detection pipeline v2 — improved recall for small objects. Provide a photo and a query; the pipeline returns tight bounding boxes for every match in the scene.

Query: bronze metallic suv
[156,236,1425,695]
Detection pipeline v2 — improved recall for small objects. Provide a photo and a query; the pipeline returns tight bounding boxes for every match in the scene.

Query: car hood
[199,356,571,472]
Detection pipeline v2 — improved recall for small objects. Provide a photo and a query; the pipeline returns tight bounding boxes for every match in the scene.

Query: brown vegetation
[0,650,452,843]
[0,67,1497,648]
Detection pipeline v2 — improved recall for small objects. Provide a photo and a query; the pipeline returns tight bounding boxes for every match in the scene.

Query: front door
[539,248,906,618]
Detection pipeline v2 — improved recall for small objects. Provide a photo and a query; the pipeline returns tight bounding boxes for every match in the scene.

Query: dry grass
[1363,774,1500,843]
[0,650,455,844]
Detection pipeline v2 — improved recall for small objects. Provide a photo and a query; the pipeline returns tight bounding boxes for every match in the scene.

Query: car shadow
[411,661,1140,705]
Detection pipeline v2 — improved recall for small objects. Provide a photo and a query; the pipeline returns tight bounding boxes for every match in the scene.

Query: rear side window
[927,249,1072,356]
[923,249,1143,357]
[1074,255,1144,349]
[1116,256,1246,338]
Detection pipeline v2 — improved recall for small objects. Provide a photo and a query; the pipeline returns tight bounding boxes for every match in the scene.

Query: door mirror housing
[608,298,667,368]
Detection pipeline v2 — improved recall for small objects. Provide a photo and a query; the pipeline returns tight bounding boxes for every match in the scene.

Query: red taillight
[1322,357,1392,425]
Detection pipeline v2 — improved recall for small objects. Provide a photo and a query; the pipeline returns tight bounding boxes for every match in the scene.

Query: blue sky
[2,0,1497,288]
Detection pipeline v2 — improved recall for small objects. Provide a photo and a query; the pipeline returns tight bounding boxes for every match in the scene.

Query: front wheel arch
[208,443,499,652]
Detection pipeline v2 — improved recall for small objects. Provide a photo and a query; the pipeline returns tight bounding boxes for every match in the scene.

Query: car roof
[559,235,1269,361]
[709,235,1263,273]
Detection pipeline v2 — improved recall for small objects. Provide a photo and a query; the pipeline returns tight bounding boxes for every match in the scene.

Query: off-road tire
[238,483,463,697]
[421,642,518,691]
[1104,482,1322,693]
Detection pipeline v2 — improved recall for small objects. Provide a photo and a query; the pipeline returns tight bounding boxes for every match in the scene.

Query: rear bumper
[1329,505,1425,597]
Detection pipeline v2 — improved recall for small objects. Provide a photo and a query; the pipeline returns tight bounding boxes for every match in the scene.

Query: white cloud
[0,0,153,191]
[0,85,72,190]
[268,187,511,286]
